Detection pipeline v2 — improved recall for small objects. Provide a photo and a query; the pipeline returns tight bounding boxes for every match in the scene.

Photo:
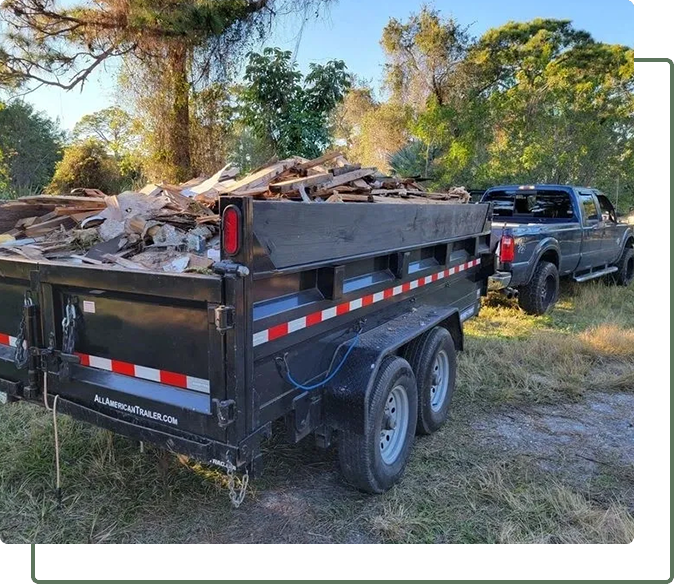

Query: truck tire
[611,247,634,286]
[518,261,559,315]
[403,326,457,435]
[338,356,418,493]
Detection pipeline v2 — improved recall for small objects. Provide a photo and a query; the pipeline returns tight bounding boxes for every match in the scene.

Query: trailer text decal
[93,394,179,426]
[253,258,482,347]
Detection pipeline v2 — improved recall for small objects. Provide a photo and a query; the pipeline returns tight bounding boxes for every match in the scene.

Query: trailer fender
[324,302,465,435]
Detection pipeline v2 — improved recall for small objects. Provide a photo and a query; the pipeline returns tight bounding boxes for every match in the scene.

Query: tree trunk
[168,45,191,182]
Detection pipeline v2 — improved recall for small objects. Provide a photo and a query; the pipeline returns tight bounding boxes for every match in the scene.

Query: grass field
[0,280,634,544]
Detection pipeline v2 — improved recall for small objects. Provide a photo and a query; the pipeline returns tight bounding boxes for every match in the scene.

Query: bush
[47,139,123,195]
[0,100,63,197]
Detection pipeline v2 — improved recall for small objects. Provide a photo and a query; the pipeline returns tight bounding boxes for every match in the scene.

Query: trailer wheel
[611,247,634,286]
[518,261,559,315]
[404,327,456,435]
[338,356,417,493]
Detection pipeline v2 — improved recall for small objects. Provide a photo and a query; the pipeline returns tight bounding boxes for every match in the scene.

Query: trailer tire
[518,261,559,315]
[404,326,456,435]
[338,356,417,493]
[611,247,634,286]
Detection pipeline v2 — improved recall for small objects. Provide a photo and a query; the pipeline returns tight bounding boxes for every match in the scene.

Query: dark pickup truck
[482,185,634,314]
[0,197,493,496]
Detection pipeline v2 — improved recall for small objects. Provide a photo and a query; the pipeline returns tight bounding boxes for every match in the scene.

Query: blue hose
[286,332,361,391]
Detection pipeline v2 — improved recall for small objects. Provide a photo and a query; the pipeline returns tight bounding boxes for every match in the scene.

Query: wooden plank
[53,206,104,216]
[103,254,145,270]
[217,186,269,198]
[0,203,55,233]
[269,173,331,193]
[328,193,372,203]
[17,195,107,206]
[220,160,297,194]
[24,215,76,236]
[331,164,361,176]
[69,188,107,199]
[196,215,220,224]
[313,168,377,194]
[296,151,342,170]
[352,179,371,190]
[370,189,408,195]
[67,255,105,265]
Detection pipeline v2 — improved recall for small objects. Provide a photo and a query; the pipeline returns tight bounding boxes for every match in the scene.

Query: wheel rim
[430,349,450,413]
[379,384,410,465]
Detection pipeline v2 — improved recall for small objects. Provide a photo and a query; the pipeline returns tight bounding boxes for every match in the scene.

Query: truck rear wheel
[611,247,634,286]
[404,327,457,435]
[338,356,418,493]
[518,261,559,315]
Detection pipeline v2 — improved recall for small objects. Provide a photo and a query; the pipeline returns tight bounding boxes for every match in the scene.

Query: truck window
[482,189,575,222]
[596,194,617,223]
[579,194,600,222]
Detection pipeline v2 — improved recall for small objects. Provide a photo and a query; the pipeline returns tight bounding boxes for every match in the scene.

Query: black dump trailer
[0,197,493,493]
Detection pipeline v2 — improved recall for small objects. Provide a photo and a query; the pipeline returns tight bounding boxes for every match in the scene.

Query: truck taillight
[222,205,241,256]
[499,234,515,263]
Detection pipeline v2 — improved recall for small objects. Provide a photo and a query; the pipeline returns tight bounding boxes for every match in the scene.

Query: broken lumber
[313,168,377,195]
[296,151,342,170]
[269,173,332,194]
[221,159,297,194]
[16,195,107,207]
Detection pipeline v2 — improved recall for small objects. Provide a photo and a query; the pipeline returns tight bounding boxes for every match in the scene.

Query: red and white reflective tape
[0,334,209,393]
[0,333,19,348]
[253,258,481,347]
[74,353,210,393]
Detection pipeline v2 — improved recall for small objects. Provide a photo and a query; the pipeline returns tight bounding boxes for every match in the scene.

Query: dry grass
[467,464,634,544]
[461,281,634,404]
[0,280,634,544]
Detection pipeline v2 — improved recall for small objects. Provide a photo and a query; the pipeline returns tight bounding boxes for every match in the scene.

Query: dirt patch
[472,391,633,502]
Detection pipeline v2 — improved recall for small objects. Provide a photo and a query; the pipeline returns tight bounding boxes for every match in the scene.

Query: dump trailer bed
[0,197,493,493]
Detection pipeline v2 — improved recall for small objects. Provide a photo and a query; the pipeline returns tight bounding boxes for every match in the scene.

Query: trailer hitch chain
[13,291,34,370]
[224,459,249,508]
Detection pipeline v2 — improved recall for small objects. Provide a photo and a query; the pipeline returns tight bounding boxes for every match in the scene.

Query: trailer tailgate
[0,258,227,437]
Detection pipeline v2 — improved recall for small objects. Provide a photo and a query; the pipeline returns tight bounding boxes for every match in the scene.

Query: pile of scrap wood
[176,152,471,205]
[0,152,471,273]
[0,187,219,272]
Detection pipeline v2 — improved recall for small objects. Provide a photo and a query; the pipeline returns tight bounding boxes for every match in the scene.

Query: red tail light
[499,234,515,263]
[222,205,241,256]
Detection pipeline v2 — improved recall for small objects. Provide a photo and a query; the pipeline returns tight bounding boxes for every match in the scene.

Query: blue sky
[23,0,634,129]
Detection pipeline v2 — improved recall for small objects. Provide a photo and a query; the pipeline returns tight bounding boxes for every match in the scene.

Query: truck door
[595,192,622,265]
[576,190,604,270]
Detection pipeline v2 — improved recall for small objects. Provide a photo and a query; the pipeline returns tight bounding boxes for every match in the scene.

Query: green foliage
[333,85,412,172]
[239,48,351,159]
[389,140,443,179]
[0,100,63,198]
[2,1,333,179]
[47,139,123,195]
[373,12,634,205]
[381,6,472,109]
[71,106,144,188]
[72,107,138,159]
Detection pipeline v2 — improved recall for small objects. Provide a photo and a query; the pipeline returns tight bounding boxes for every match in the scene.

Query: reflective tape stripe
[0,337,210,393]
[253,258,481,347]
